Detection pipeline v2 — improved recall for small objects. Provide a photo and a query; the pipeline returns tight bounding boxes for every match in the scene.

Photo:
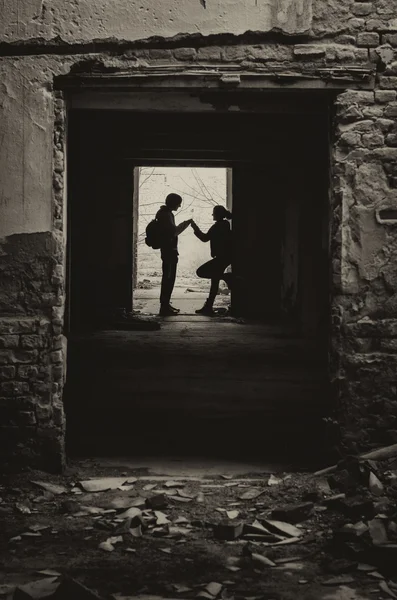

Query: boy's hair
[165,193,183,209]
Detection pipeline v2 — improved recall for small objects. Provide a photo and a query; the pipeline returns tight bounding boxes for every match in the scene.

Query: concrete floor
[134,280,230,315]
[65,317,330,466]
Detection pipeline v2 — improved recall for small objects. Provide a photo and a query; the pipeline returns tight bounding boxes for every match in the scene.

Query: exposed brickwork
[0,317,65,471]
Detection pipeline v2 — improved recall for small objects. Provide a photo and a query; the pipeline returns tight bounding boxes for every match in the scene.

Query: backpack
[145,219,164,249]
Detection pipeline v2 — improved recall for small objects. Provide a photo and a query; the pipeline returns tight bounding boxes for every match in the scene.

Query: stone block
[51,351,63,364]
[0,350,38,364]
[0,335,19,349]
[348,18,365,31]
[52,365,64,382]
[33,382,51,396]
[384,61,397,75]
[173,47,196,61]
[357,32,380,46]
[0,396,35,410]
[352,3,373,17]
[383,33,397,46]
[386,133,397,146]
[0,381,30,396]
[339,106,364,123]
[249,44,294,62]
[372,146,397,160]
[362,132,385,148]
[376,117,395,133]
[341,119,374,133]
[53,404,65,427]
[222,45,248,62]
[362,105,384,118]
[0,318,38,335]
[18,365,39,379]
[343,318,397,338]
[54,150,64,174]
[326,45,368,63]
[384,103,397,117]
[337,90,375,106]
[146,48,172,61]
[366,19,388,31]
[339,131,362,147]
[21,335,48,349]
[293,44,326,58]
[334,35,356,45]
[375,89,397,102]
[36,403,53,421]
[196,46,222,61]
[379,76,397,88]
[52,336,63,351]
[388,18,397,31]
[0,366,16,379]
[380,339,397,351]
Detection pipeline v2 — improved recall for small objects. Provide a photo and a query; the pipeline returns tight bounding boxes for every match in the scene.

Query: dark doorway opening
[65,100,331,463]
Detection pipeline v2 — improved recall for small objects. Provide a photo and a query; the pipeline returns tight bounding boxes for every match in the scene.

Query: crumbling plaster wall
[0,0,312,41]
[1,0,397,469]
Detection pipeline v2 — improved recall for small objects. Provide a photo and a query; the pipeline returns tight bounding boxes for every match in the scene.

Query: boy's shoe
[159,305,178,316]
[195,304,215,316]
[168,304,180,313]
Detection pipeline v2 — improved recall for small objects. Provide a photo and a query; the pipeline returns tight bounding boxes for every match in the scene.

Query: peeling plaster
[0,0,313,44]
[0,56,71,237]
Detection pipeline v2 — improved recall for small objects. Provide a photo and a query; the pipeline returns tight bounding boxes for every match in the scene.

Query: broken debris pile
[2,448,397,599]
[315,450,397,589]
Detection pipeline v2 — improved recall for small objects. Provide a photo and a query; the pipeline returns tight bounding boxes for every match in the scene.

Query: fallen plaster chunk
[99,540,115,552]
[268,474,282,486]
[14,576,60,598]
[117,507,142,520]
[251,552,276,568]
[204,582,223,597]
[379,581,397,599]
[369,472,384,496]
[238,488,264,500]
[263,519,302,538]
[80,477,137,492]
[31,481,68,495]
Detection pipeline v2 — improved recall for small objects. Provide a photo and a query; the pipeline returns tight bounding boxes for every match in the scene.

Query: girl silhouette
[191,205,233,316]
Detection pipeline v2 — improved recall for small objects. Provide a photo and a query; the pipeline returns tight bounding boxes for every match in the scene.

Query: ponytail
[214,205,232,220]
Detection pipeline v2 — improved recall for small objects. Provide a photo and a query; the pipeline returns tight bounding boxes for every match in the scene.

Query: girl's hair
[214,205,232,220]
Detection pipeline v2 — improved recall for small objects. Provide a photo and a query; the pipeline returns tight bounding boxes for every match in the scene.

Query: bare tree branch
[139,167,156,189]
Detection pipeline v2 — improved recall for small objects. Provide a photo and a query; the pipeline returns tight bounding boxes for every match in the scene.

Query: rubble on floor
[1,448,397,599]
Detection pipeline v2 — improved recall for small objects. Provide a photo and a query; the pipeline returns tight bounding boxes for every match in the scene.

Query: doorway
[133,166,231,316]
[65,98,331,459]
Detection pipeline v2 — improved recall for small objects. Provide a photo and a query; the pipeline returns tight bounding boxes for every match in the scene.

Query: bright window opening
[133,167,230,316]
